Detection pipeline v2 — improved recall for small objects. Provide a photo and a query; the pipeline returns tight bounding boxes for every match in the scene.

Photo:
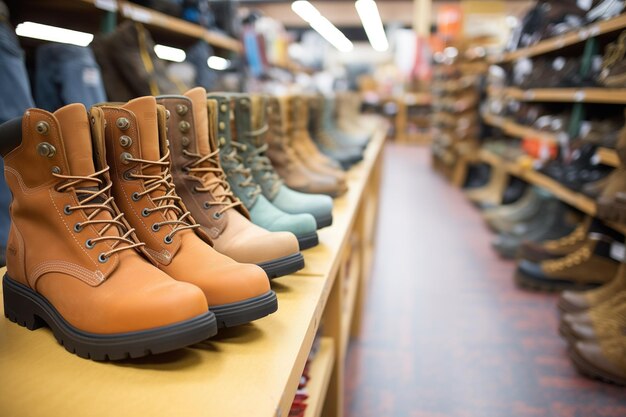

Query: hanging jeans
[0,19,35,254]
[35,43,107,112]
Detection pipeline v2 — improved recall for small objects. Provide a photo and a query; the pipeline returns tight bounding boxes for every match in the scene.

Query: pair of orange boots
[0,92,278,360]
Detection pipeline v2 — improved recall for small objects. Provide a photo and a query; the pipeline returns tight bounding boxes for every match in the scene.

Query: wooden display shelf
[303,338,335,417]
[597,147,620,167]
[482,112,558,143]
[79,0,242,51]
[492,13,626,64]
[498,87,626,104]
[0,122,386,417]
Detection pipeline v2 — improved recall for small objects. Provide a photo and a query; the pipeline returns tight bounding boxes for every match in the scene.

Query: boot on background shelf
[207,93,319,250]
[465,163,509,208]
[560,290,626,341]
[156,88,304,279]
[0,104,216,359]
[336,91,378,136]
[596,115,626,223]
[518,217,591,263]
[313,95,368,150]
[482,187,547,233]
[265,96,346,197]
[515,233,621,291]
[93,96,277,328]
[249,95,334,229]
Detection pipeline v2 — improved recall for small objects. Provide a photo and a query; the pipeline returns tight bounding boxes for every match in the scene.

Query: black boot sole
[314,213,333,229]
[257,253,305,279]
[297,232,319,250]
[2,275,217,361]
[210,290,278,328]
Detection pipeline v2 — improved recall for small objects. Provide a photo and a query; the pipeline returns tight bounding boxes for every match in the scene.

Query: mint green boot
[208,93,319,250]
[244,94,334,229]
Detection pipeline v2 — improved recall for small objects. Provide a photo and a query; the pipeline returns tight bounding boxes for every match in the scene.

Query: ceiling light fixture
[355,0,388,52]
[207,56,231,70]
[291,1,353,52]
[154,44,186,62]
[15,22,94,47]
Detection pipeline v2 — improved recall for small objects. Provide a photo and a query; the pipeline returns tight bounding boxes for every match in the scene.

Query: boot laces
[544,224,586,250]
[126,150,199,240]
[245,124,283,196]
[182,147,242,216]
[221,144,262,200]
[543,245,592,272]
[55,167,144,261]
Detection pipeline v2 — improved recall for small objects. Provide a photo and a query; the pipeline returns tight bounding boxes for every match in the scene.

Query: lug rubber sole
[257,253,305,279]
[569,345,626,386]
[210,290,278,328]
[314,213,333,229]
[297,232,319,250]
[514,269,599,292]
[2,275,217,360]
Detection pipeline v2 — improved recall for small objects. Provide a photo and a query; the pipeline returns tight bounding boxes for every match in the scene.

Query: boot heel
[3,275,46,331]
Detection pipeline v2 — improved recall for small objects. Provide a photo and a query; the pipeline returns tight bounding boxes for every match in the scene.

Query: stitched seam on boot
[31,261,104,288]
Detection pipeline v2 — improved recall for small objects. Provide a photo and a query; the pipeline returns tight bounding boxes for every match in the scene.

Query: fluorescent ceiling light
[355,0,388,52]
[291,1,353,52]
[154,44,186,62]
[15,22,93,47]
[207,56,230,70]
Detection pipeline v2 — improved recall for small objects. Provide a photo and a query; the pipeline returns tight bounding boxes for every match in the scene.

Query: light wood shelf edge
[302,338,335,417]
[597,147,620,167]
[496,87,626,105]
[482,112,558,143]
[491,13,626,64]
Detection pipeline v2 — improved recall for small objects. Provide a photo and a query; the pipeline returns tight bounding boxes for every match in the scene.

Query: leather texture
[3,103,209,334]
[93,96,271,307]
[156,88,300,264]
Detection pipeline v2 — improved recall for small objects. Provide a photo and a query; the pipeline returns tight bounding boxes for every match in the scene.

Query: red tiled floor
[345,144,626,417]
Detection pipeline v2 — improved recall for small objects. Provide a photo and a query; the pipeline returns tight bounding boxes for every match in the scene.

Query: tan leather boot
[156,88,304,278]
[92,96,277,328]
[570,336,626,386]
[266,96,345,196]
[287,96,346,185]
[0,104,216,360]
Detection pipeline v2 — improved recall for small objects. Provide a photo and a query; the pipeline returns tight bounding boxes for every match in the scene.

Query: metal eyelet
[219,137,226,146]
[179,121,191,133]
[85,239,95,249]
[203,201,210,209]
[35,121,50,135]
[37,142,56,158]
[176,104,188,116]
[63,205,72,215]
[164,235,173,244]
[116,117,130,130]
[98,253,108,263]
[165,109,171,119]
[212,211,222,219]
[151,224,160,232]
[74,223,83,232]
[51,166,61,174]
[131,192,141,201]
[181,136,190,147]
[119,135,132,148]
[123,170,134,181]
[141,208,150,217]
[120,152,133,165]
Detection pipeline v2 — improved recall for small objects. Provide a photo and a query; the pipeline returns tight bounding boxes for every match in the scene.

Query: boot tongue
[184,87,210,155]
[53,103,95,176]
[122,96,160,162]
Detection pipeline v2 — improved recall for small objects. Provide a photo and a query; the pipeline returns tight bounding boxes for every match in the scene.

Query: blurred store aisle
[345,144,626,417]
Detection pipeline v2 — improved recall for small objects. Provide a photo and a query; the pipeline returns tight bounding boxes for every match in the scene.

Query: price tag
[95,0,117,12]
[574,90,586,102]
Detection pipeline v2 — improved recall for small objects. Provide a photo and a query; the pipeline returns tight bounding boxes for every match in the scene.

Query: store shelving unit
[482,111,559,143]
[0,121,386,417]
[496,87,626,105]
[491,13,626,64]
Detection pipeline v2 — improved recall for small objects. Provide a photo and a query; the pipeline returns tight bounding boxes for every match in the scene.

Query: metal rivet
[131,192,141,201]
[176,104,188,116]
[165,110,171,119]
[119,135,132,148]
[120,152,133,165]
[212,211,222,219]
[35,121,49,135]
[219,121,225,130]
[116,117,130,130]
[219,137,226,146]
[179,121,190,133]
[220,104,228,113]
[181,136,190,147]
[63,205,72,215]
[37,142,56,158]
[74,223,83,232]
[51,166,61,174]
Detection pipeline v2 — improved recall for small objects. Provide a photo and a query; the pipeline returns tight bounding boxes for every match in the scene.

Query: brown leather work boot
[560,290,626,342]
[0,104,216,360]
[266,96,345,196]
[559,261,626,314]
[518,219,589,263]
[156,88,304,278]
[570,336,626,386]
[92,96,277,328]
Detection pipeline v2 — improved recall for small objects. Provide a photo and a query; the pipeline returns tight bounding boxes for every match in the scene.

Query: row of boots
[0,87,375,360]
